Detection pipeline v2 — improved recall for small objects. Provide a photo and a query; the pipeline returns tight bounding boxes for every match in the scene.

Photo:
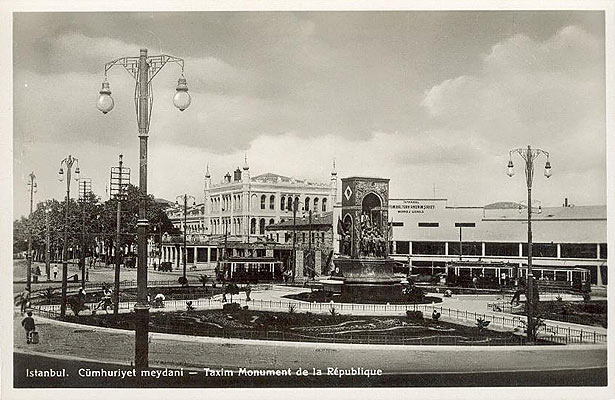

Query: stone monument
[329,177,404,301]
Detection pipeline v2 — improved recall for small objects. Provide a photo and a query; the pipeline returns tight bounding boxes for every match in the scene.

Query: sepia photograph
[1,2,613,399]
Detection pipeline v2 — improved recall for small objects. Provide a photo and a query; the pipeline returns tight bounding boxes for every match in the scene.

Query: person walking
[52,265,59,280]
[21,311,36,344]
[17,289,31,314]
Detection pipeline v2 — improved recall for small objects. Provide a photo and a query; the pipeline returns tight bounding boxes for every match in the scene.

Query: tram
[218,257,284,283]
[410,260,590,292]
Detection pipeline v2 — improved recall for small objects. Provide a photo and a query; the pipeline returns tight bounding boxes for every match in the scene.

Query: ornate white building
[161,158,338,273]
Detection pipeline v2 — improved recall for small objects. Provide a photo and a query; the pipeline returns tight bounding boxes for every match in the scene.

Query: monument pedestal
[331,257,404,302]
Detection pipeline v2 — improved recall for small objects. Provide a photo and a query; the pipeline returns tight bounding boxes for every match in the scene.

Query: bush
[222,302,241,312]
[406,310,423,320]
[476,317,491,332]
[329,305,338,318]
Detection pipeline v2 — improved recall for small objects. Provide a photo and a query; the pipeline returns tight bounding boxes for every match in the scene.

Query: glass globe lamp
[173,76,191,111]
[97,80,114,114]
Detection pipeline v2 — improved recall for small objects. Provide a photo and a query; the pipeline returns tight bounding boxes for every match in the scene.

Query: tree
[14,185,179,267]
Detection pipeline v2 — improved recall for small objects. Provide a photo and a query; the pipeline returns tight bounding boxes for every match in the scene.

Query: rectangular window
[391,222,404,227]
[560,243,597,259]
[454,222,476,228]
[599,243,607,259]
[522,243,558,258]
[418,222,439,228]
[395,241,410,255]
[197,248,208,262]
[210,248,217,261]
[256,249,265,257]
[186,249,194,264]
[412,241,445,255]
[448,242,482,256]
[484,242,519,257]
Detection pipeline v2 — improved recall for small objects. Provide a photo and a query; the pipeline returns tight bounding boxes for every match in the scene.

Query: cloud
[420,25,605,174]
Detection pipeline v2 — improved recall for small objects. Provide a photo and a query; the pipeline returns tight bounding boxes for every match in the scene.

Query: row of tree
[13,184,179,264]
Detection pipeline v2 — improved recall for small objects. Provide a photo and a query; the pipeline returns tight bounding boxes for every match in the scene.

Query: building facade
[385,199,607,287]
[160,159,337,275]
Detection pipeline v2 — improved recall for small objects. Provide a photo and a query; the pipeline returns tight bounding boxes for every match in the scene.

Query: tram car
[219,257,284,283]
[410,260,590,292]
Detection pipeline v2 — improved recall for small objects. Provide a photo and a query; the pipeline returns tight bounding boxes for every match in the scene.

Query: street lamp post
[58,155,80,317]
[45,202,51,281]
[507,145,551,342]
[176,194,196,282]
[98,48,191,370]
[26,172,37,292]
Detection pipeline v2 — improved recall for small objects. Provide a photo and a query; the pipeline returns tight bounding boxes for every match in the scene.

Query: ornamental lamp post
[97,49,191,370]
[26,173,37,292]
[507,145,551,343]
[176,194,196,283]
[58,155,80,317]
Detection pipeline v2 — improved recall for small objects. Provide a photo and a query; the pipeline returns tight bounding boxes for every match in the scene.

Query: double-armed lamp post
[176,194,196,282]
[507,145,552,342]
[97,48,191,370]
[58,155,80,317]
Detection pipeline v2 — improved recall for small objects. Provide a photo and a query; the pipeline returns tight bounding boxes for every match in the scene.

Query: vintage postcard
[1,1,613,399]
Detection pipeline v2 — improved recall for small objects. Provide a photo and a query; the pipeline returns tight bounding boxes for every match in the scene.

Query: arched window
[250,218,256,235]
[322,198,327,212]
[287,197,293,211]
[269,195,275,210]
[305,197,310,211]
[280,196,286,211]
[269,218,275,226]
[259,218,266,235]
[260,195,266,210]
[313,198,319,213]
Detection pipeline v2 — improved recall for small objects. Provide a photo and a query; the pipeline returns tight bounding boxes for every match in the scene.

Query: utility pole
[110,154,129,314]
[308,209,314,280]
[26,173,37,292]
[79,178,92,289]
[292,197,298,283]
[176,194,196,282]
[45,202,51,281]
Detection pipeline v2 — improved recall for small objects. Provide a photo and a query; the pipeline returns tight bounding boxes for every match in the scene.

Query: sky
[11,10,606,218]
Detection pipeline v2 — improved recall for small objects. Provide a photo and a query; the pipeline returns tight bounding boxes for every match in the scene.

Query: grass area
[64,308,544,345]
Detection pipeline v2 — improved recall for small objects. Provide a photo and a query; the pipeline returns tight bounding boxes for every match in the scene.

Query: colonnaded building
[160,158,337,277]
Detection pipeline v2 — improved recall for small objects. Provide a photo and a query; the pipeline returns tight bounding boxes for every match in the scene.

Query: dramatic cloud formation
[12,12,605,217]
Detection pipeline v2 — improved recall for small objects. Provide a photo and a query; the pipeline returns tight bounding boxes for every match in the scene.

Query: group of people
[359,226,387,258]
[339,212,388,258]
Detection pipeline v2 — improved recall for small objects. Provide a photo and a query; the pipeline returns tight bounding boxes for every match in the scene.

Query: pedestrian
[53,265,59,280]
[154,293,165,308]
[18,289,31,314]
[21,311,36,344]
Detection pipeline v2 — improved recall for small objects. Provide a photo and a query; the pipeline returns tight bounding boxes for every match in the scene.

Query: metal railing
[32,297,607,345]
